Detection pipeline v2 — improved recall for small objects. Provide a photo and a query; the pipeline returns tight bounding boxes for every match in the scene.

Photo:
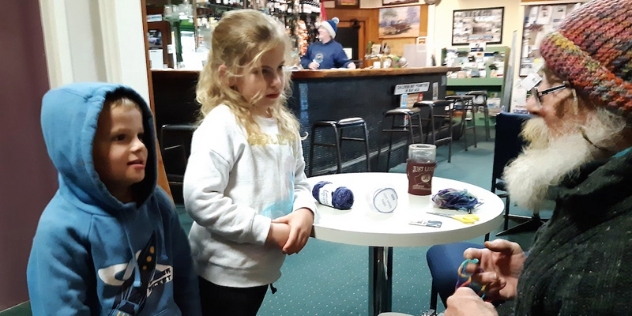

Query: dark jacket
[509,149,632,315]
[300,40,352,69]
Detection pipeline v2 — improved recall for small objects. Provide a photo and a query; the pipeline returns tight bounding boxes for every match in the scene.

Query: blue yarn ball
[312,181,354,210]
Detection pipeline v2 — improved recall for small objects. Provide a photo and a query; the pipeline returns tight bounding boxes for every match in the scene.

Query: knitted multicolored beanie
[539,0,632,117]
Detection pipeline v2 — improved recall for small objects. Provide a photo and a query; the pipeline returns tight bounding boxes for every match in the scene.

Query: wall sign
[394,82,430,95]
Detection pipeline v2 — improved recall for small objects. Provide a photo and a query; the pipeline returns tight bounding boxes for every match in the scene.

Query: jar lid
[372,188,398,213]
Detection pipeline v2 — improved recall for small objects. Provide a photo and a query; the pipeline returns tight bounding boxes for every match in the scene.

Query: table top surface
[307,173,504,247]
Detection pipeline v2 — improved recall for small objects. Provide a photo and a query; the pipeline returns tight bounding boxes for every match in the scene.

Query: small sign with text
[394,82,430,95]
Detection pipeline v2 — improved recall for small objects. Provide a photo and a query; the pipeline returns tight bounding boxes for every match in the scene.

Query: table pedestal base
[368,246,393,316]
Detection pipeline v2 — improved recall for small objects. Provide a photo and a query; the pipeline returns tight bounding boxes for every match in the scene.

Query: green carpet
[176,127,543,316]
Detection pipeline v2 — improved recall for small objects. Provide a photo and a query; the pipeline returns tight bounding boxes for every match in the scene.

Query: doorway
[337,19,365,67]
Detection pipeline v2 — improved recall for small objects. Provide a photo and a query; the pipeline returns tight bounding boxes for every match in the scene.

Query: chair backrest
[492,112,531,182]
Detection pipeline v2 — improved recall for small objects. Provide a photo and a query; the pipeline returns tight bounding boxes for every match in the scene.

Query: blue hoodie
[27,83,202,316]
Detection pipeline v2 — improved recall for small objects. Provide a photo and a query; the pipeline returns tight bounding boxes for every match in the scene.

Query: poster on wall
[452,7,504,46]
[379,6,420,39]
[519,2,585,77]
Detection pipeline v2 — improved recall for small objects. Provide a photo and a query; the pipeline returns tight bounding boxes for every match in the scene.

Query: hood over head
[41,82,157,213]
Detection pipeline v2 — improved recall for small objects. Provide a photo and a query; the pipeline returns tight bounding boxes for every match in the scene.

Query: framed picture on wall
[452,7,504,46]
[378,6,420,39]
[383,0,417,6]
[337,0,359,9]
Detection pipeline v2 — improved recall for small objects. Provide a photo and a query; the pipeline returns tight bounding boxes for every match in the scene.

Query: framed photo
[452,7,504,46]
[337,0,359,9]
[383,0,417,6]
[378,6,420,39]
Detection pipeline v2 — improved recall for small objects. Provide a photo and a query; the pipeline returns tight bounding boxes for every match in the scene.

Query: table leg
[368,246,393,316]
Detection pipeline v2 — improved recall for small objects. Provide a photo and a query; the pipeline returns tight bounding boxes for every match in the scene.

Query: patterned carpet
[176,128,540,316]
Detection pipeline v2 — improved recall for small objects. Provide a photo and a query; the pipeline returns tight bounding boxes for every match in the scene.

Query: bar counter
[152,67,458,177]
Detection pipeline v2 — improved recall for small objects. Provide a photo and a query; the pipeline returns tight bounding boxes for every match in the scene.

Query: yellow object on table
[427,212,480,224]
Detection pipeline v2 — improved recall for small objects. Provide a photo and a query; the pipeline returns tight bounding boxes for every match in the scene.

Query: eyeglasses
[530,82,570,107]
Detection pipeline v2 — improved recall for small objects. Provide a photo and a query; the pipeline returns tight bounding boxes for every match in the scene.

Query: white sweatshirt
[183,105,316,287]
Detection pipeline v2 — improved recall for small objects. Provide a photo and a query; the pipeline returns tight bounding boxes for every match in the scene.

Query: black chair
[491,112,546,236]
[308,117,370,177]
[160,124,197,203]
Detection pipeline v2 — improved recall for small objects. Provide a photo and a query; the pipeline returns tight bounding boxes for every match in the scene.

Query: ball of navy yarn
[312,181,354,210]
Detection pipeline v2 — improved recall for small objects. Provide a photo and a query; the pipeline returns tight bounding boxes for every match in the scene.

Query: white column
[38,0,150,102]
[426,4,436,66]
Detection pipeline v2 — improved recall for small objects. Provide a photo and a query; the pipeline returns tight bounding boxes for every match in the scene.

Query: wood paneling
[326,5,428,62]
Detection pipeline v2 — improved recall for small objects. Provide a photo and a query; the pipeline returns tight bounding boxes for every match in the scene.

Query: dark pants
[198,277,269,316]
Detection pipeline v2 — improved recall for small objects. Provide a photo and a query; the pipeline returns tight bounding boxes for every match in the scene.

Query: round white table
[307,172,504,316]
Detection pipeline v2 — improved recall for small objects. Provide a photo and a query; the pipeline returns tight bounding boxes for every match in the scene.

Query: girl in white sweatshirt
[183,9,317,316]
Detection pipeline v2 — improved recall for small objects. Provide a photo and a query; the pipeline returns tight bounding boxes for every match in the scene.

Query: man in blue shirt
[300,17,356,70]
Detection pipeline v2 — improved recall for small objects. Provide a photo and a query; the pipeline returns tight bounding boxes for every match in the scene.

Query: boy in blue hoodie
[27,83,202,316]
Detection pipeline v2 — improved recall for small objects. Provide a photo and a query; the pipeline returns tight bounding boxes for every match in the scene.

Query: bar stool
[467,90,491,141]
[414,100,454,163]
[308,117,370,177]
[376,108,424,171]
[445,95,477,150]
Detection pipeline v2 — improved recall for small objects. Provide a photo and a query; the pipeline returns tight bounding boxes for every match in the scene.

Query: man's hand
[308,62,320,70]
[347,62,357,69]
[464,239,526,301]
[445,288,498,316]
[272,208,314,254]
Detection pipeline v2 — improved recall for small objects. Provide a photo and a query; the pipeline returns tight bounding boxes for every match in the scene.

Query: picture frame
[378,6,421,39]
[382,0,418,6]
[338,0,360,8]
[452,7,504,46]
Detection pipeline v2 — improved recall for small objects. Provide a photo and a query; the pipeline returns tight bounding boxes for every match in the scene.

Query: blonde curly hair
[196,9,299,144]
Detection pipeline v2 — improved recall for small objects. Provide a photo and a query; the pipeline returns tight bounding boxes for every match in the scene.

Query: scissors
[427,212,479,224]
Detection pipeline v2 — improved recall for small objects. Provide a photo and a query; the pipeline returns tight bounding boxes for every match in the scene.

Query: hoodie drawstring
[122,210,142,288]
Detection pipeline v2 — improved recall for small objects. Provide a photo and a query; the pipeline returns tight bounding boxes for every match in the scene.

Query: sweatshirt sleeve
[292,136,317,215]
[183,109,271,245]
[27,212,93,316]
[332,42,352,68]
[300,45,313,69]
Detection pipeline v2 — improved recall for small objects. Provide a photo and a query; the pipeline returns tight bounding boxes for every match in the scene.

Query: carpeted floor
[176,128,544,316]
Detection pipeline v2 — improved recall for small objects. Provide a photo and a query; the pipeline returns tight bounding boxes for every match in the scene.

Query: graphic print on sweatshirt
[97,233,173,316]
[261,154,295,219]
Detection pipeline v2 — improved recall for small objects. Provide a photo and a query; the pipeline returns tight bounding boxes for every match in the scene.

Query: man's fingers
[484,239,521,254]
[463,247,484,260]
[470,271,499,285]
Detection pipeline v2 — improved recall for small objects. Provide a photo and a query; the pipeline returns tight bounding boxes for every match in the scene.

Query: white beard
[503,111,624,210]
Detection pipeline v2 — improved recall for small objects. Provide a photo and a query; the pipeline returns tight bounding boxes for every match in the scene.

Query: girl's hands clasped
[272,208,314,254]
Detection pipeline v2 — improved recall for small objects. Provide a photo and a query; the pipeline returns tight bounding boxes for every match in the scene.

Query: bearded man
[445,0,632,315]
